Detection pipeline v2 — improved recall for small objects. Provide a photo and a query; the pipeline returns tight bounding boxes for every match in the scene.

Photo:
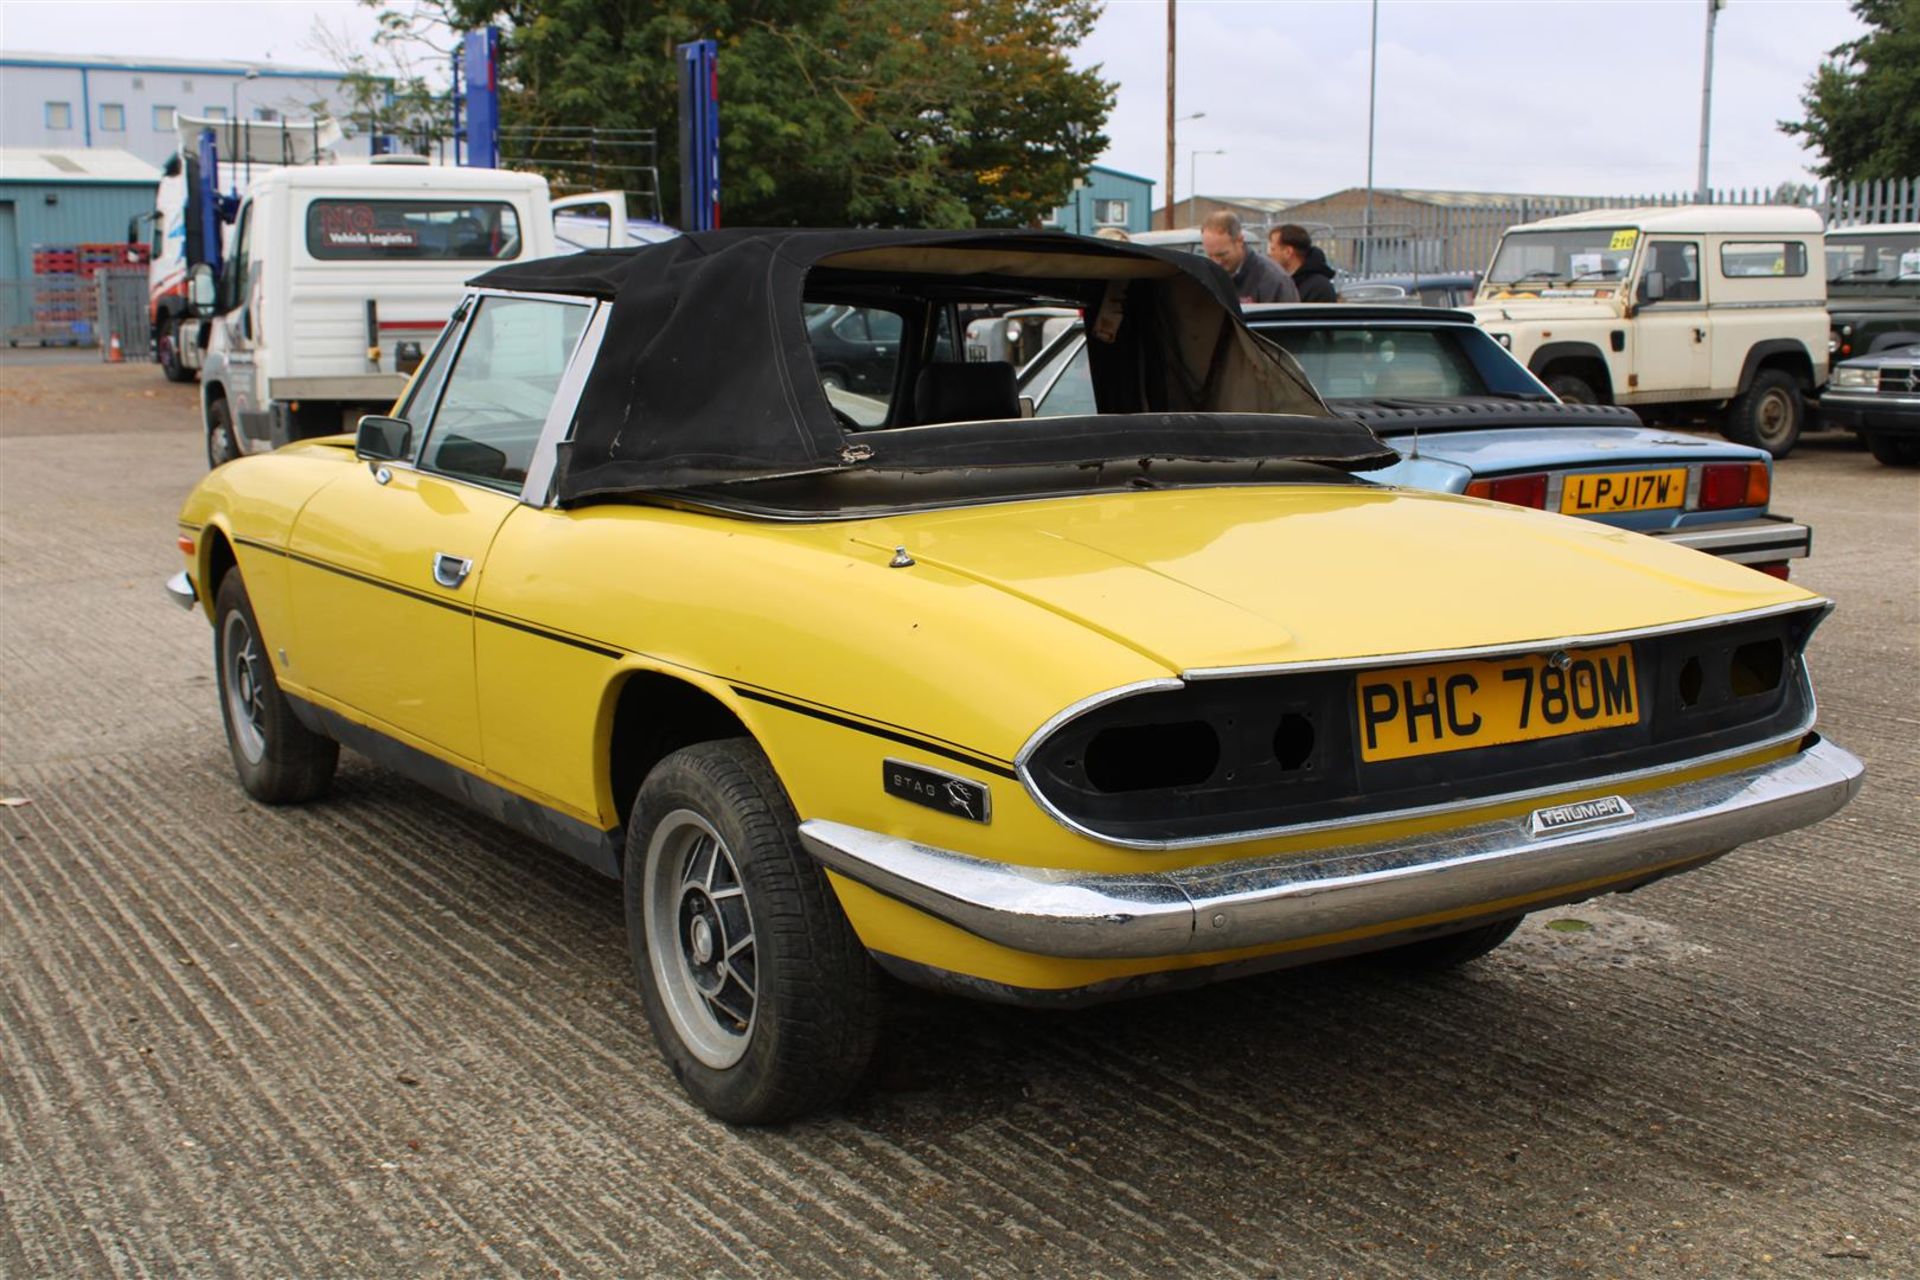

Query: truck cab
[1470,206,1827,456]
[194,162,554,465]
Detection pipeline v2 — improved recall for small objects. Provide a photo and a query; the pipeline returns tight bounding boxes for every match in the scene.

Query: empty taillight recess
[176,535,195,554]
[1700,462,1769,510]
[1464,473,1548,509]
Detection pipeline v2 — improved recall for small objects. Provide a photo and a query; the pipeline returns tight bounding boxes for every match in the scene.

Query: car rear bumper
[799,738,1862,961]
[1655,515,1810,565]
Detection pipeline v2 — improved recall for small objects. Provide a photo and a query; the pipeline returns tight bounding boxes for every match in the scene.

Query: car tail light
[1700,462,1768,510]
[1753,562,1791,581]
[1465,473,1548,509]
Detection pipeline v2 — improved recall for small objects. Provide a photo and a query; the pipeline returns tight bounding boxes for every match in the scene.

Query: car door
[286,293,591,762]
[1633,239,1711,397]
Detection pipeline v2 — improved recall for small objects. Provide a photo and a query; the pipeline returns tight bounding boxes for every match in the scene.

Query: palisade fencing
[1339,178,1920,279]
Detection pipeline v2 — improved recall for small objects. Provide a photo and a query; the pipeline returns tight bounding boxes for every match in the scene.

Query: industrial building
[1045,164,1156,237]
[0,147,158,342]
[0,52,375,168]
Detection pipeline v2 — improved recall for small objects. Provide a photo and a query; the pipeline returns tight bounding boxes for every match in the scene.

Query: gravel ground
[2,355,1915,1278]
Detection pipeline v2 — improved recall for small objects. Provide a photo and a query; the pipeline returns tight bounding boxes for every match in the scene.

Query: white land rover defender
[1470,206,1827,456]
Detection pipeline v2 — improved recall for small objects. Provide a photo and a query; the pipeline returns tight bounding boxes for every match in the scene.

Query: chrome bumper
[164,570,197,611]
[799,739,1862,961]
[1656,516,1810,565]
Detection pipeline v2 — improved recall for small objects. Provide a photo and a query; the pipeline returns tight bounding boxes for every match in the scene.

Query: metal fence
[0,269,150,358]
[96,271,152,361]
[1334,178,1920,279]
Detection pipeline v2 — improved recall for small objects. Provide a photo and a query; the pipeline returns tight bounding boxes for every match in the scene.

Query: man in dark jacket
[1201,211,1299,303]
[1270,223,1339,302]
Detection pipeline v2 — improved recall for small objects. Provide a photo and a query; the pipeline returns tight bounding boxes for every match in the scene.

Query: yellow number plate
[1355,644,1640,763]
[1560,468,1687,515]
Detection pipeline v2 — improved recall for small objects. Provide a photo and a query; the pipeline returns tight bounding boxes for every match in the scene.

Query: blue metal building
[1044,164,1156,237]
[0,148,159,336]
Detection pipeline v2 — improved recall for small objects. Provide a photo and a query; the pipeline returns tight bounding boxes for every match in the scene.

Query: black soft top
[473,228,1393,505]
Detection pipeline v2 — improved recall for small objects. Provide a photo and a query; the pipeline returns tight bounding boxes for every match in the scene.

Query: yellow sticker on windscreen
[1609,229,1639,251]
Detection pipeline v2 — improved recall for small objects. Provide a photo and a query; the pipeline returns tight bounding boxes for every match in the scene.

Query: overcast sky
[0,0,1867,202]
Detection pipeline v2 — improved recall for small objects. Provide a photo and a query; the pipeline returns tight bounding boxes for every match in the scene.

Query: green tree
[1780,0,1920,181]
[383,0,1113,227]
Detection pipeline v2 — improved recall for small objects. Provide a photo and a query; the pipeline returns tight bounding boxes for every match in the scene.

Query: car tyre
[206,397,240,468]
[1723,368,1803,457]
[159,318,196,383]
[817,368,848,393]
[213,572,338,804]
[627,738,881,1124]
[1374,915,1523,972]
[1544,373,1598,405]
[1864,433,1920,467]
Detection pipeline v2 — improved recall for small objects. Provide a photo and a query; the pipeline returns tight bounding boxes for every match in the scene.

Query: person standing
[1268,223,1339,302]
[1200,211,1299,303]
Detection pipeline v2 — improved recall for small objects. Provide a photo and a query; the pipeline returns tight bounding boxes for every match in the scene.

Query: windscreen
[305,198,523,261]
[1487,229,1639,288]
[1826,231,1920,286]
[1262,325,1488,398]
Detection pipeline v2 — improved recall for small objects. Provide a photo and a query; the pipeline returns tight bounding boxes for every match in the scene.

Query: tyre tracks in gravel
[2,372,1916,1277]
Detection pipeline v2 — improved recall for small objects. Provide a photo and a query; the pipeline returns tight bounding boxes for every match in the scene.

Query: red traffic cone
[107,333,124,363]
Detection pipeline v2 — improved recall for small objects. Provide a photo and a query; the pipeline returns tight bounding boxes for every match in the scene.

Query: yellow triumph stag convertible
[170,230,1863,1123]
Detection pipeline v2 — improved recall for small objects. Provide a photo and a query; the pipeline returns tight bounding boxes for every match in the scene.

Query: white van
[193,161,554,465]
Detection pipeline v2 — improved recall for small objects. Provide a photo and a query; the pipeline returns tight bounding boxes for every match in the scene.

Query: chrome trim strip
[523,299,609,508]
[1658,518,1810,561]
[1179,599,1826,680]
[1013,677,1184,776]
[802,739,1862,960]
[164,570,197,611]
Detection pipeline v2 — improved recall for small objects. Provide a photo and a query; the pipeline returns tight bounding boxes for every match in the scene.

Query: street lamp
[230,68,259,127]
[1170,111,1206,224]
[1190,148,1226,222]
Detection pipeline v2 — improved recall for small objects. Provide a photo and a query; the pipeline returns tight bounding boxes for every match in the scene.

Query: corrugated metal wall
[1048,168,1156,235]
[0,178,156,337]
[0,179,156,278]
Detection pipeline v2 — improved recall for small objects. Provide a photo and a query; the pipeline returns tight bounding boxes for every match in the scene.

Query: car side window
[1033,343,1098,417]
[417,296,589,491]
[807,303,906,425]
[221,202,252,314]
[393,310,462,430]
[1647,241,1701,303]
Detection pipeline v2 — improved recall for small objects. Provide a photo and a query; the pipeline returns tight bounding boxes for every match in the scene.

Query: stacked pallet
[14,243,152,346]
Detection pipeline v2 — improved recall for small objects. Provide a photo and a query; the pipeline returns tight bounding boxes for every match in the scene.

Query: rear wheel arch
[603,669,756,846]
[1736,339,1815,395]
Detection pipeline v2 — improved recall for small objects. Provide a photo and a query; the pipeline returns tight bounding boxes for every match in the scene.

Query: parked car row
[173,229,1863,1124]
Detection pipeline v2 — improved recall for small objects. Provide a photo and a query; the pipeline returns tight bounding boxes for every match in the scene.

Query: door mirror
[355,415,413,462]
[1638,270,1666,303]
[187,263,217,315]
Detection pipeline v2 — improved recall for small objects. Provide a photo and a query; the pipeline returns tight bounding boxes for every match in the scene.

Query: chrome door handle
[431,553,472,589]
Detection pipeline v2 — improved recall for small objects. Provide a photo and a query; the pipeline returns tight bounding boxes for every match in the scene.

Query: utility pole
[1164,0,1177,229]
[1696,0,1724,203]
[1362,0,1379,275]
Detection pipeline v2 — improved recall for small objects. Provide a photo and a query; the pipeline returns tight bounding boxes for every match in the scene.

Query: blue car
[1018,304,1810,577]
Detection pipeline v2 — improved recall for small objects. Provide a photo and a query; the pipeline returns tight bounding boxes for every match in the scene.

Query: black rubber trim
[475,610,623,659]
[288,693,623,879]
[732,687,1017,779]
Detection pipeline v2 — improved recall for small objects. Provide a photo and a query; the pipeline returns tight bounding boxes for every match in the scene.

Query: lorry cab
[198,162,555,465]
[1469,206,1827,456]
